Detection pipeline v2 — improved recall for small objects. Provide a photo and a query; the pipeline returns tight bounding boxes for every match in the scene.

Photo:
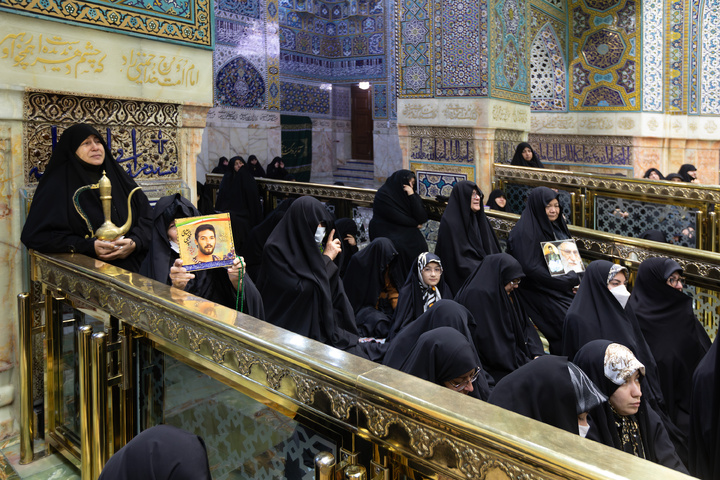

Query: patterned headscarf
[604,343,646,386]
[606,264,629,285]
[417,252,443,312]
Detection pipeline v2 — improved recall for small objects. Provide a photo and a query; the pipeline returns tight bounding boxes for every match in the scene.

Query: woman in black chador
[388,252,452,341]
[485,189,508,212]
[243,198,294,281]
[214,156,263,254]
[266,157,290,180]
[690,338,720,479]
[246,154,266,177]
[256,196,366,355]
[506,187,579,354]
[342,237,404,338]
[629,258,710,441]
[454,253,544,383]
[435,181,501,294]
[562,260,687,463]
[98,425,211,480]
[488,355,606,435]
[573,340,688,473]
[369,170,428,278]
[395,326,491,400]
[333,218,359,277]
[142,194,264,318]
[21,123,152,273]
[510,142,544,168]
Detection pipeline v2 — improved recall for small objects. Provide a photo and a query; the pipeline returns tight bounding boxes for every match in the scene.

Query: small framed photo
[176,213,236,271]
[541,239,584,276]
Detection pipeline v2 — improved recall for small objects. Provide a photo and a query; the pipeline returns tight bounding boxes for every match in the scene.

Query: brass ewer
[73,171,141,241]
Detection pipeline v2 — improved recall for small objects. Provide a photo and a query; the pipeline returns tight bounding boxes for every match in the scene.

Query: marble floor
[0,437,79,480]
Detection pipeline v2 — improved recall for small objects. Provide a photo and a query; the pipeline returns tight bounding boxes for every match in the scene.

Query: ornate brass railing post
[711,211,718,253]
[18,293,33,464]
[314,452,336,480]
[697,210,705,250]
[78,325,94,480]
[91,332,109,477]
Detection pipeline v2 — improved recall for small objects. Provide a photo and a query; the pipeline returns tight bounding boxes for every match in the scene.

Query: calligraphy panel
[24,91,181,184]
[0,0,211,48]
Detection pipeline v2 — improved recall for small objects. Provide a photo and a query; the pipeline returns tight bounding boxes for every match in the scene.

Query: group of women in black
[21,125,718,478]
[211,154,291,180]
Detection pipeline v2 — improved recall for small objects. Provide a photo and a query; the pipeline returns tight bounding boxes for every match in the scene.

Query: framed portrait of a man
[540,239,584,276]
[176,213,236,271]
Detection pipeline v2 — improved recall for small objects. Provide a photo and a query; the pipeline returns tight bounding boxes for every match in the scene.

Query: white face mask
[578,423,590,438]
[169,241,180,254]
[314,226,326,245]
[610,284,631,309]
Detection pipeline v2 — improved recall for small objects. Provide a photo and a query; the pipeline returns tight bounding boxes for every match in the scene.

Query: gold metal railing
[19,251,694,479]
[493,164,720,251]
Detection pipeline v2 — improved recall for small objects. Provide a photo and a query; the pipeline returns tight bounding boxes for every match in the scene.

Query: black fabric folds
[629,257,710,440]
[506,187,578,354]
[510,142,544,168]
[573,340,688,473]
[382,299,492,399]
[435,181,501,294]
[140,194,200,284]
[334,218,359,276]
[256,196,361,353]
[342,237,403,337]
[98,424,211,480]
[488,355,581,434]
[678,164,697,182]
[244,198,294,281]
[369,170,428,278]
[389,253,453,340]
[185,267,265,320]
[454,253,544,383]
[211,156,229,174]
[485,189,507,211]
[266,157,289,180]
[214,163,263,254]
[690,339,720,479]
[397,326,489,401]
[21,123,153,273]
[247,155,266,177]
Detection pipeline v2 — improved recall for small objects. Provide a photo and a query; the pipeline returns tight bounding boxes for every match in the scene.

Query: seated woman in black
[246,154,265,177]
[21,123,152,273]
[510,142,544,168]
[342,237,404,338]
[573,340,687,473]
[387,252,452,340]
[211,156,229,174]
[643,168,664,181]
[214,156,263,254]
[485,189,508,211]
[506,187,579,354]
[394,326,491,400]
[369,170,428,278]
[142,194,264,318]
[256,196,366,355]
[435,180,501,294]
[266,157,289,180]
[629,257,711,441]
[489,355,606,436]
[454,253,544,383]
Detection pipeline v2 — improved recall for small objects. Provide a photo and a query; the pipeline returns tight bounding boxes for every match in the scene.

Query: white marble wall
[198,108,282,183]
[311,119,336,184]
[374,120,403,182]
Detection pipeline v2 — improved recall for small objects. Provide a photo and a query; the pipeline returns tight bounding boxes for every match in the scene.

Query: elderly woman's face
[75,135,105,166]
[470,189,482,212]
[545,199,560,222]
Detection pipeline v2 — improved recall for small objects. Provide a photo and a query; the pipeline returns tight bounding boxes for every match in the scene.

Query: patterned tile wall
[493,129,526,163]
[568,0,641,110]
[332,86,352,118]
[529,133,633,166]
[280,81,331,114]
[408,126,475,163]
[373,83,389,118]
[666,0,686,113]
[642,0,664,112]
[530,7,567,111]
[490,0,530,102]
[278,0,387,81]
[0,0,211,47]
[698,0,720,114]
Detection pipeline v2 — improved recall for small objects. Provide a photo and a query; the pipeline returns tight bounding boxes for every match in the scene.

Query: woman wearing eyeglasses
[507,187,579,355]
[393,326,491,400]
[454,253,544,383]
[435,181,501,295]
[629,258,711,450]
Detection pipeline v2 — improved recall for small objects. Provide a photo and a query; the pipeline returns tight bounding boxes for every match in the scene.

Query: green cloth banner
[281,115,312,182]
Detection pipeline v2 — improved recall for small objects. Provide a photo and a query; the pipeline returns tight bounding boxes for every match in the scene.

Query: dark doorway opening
[351,85,373,160]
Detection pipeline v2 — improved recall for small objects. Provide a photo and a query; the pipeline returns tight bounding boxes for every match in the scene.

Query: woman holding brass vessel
[21,123,152,272]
